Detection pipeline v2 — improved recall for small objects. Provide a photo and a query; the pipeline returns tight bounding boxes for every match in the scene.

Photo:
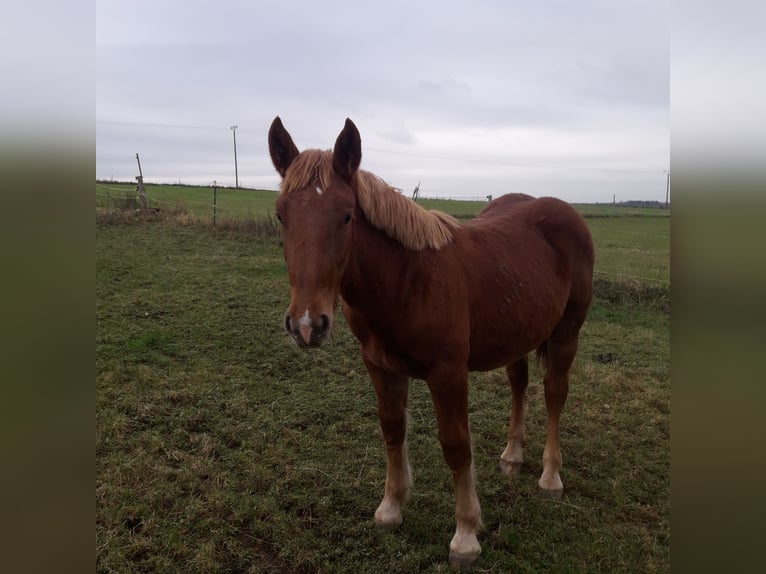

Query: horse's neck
[340,217,413,313]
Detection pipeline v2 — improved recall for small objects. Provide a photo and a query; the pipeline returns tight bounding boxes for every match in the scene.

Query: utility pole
[231,125,239,188]
[135,153,146,209]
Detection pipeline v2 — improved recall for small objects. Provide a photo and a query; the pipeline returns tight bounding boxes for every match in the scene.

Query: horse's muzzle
[284,312,331,347]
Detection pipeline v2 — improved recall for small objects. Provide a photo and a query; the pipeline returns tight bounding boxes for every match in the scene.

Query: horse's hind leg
[364,357,412,531]
[500,357,529,475]
[538,332,579,496]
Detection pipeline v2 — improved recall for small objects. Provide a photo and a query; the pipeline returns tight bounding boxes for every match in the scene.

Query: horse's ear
[333,118,362,182]
[268,116,300,177]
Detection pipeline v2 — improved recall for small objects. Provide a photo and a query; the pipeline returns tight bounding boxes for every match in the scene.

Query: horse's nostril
[284,314,292,333]
[319,314,330,334]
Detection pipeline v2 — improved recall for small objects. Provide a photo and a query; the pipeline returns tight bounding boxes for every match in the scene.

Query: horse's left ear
[333,118,362,181]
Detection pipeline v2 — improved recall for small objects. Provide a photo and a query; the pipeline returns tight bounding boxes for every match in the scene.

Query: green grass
[96,182,279,220]
[96,216,669,573]
[572,204,670,218]
[589,217,670,285]
[417,197,488,218]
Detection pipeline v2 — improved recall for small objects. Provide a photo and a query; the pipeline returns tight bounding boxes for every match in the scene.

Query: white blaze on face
[298,309,313,344]
[314,184,323,195]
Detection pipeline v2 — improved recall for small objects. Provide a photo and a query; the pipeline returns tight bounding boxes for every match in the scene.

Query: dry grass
[96,204,281,239]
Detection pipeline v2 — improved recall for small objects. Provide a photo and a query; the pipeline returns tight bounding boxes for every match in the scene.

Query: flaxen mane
[280,150,458,251]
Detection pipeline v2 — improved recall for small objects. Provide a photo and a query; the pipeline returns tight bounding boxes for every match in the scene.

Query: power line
[97,119,668,175]
[97,119,227,131]
[364,147,665,175]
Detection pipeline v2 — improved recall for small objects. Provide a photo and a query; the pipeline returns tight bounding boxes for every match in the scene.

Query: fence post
[213,181,217,226]
[135,153,147,209]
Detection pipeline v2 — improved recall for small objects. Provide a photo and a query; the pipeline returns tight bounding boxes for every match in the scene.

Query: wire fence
[97,189,215,209]
[97,183,229,212]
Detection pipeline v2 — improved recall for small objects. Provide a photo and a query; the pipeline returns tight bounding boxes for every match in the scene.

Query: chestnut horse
[268,117,594,569]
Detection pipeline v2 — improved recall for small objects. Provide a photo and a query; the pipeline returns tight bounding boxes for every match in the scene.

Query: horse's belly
[466,303,565,371]
[466,335,540,371]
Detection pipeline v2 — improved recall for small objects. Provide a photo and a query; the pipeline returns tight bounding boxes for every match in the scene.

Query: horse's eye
[276,212,283,223]
[343,212,352,225]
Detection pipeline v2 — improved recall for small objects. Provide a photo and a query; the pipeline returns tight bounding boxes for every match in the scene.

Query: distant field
[572,204,670,218]
[96,182,670,285]
[96,183,669,219]
[96,183,486,219]
[588,217,669,285]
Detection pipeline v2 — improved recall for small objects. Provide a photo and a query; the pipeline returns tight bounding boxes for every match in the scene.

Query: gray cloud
[97,0,669,202]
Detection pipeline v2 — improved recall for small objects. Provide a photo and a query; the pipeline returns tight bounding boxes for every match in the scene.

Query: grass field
[95,183,670,286]
[96,188,670,572]
[96,183,669,222]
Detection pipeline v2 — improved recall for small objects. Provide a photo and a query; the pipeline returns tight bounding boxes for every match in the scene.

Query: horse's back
[467,195,593,263]
[472,193,535,220]
[456,195,594,370]
[480,194,594,288]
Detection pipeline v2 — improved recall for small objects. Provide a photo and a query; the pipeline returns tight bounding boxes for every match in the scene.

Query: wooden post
[213,181,217,226]
[135,153,146,209]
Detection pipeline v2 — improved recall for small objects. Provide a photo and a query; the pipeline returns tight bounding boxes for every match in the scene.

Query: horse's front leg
[427,365,482,569]
[363,357,411,531]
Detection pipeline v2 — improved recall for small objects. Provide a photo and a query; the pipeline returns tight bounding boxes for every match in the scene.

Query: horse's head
[268,117,361,347]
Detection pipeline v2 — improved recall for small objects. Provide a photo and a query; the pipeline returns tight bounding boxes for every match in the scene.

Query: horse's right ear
[333,118,362,182]
[268,116,300,177]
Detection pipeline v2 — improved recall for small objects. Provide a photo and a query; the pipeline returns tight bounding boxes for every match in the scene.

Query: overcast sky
[96,0,669,202]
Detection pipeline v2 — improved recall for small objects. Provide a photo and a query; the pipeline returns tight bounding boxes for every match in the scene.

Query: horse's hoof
[449,550,480,572]
[374,518,402,533]
[538,472,563,496]
[374,501,403,532]
[499,459,522,476]
[538,482,564,499]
